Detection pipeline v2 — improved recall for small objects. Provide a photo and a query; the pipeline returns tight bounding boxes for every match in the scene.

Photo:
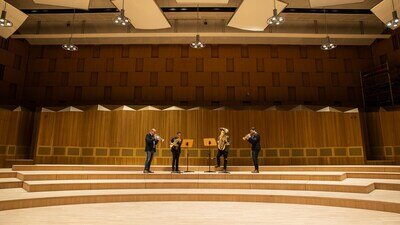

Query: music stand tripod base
[204,150,216,173]
[203,138,217,173]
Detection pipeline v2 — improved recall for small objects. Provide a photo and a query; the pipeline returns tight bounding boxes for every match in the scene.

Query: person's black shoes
[251,170,259,173]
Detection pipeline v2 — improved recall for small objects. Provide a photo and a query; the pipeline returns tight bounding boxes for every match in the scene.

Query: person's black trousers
[171,150,180,171]
[144,150,155,170]
[252,149,260,170]
[216,149,228,169]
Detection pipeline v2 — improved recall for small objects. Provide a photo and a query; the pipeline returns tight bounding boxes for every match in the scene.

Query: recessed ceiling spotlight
[114,0,130,26]
[190,5,205,49]
[0,3,13,27]
[62,9,78,52]
[267,0,284,26]
[320,8,337,51]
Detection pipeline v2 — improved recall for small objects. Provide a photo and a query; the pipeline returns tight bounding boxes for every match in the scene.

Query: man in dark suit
[170,131,182,173]
[144,128,159,173]
[245,127,261,173]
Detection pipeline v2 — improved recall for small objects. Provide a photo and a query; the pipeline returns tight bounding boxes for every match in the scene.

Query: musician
[143,128,163,173]
[215,127,230,173]
[243,127,261,173]
[170,131,182,173]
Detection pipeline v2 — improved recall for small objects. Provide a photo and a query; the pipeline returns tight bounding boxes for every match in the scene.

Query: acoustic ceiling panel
[227,0,287,31]
[0,0,28,39]
[112,0,171,30]
[309,0,365,8]
[371,0,400,30]
[176,0,229,3]
[32,0,91,10]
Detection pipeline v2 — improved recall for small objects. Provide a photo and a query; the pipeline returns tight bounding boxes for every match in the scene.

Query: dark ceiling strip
[21,7,373,15]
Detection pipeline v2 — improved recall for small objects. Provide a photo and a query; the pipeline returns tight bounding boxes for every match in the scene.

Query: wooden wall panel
[0,108,33,167]
[19,44,374,107]
[34,109,365,165]
[0,39,30,104]
[365,111,400,163]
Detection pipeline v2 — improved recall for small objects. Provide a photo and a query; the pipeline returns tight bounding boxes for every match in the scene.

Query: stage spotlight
[62,9,78,52]
[190,34,205,49]
[0,3,13,27]
[114,9,130,26]
[190,5,205,49]
[321,36,337,51]
[320,9,337,51]
[386,11,399,29]
[62,43,78,51]
[267,0,285,26]
[114,0,129,26]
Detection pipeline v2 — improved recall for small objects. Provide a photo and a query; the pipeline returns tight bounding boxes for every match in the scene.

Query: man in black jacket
[170,131,182,173]
[144,128,159,173]
[245,127,261,173]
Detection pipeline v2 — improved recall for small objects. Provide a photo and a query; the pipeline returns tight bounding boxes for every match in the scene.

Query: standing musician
[215,127,230,173]
[243,127,261,173]
[143,128,164,174]
[170,131,183,173]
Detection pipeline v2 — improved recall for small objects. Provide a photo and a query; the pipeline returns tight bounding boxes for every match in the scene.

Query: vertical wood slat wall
[0,108,34,167]
[23,44,372,107]
[366,111,400,163]
[34,108,365,165]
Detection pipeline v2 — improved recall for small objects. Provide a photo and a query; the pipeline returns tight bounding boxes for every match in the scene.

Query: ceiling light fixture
[386,0,399,29]
[267,0,284,26]
[0,3,12,27]
[190,5,205,49]
[321,8,337,51]
[62,9,78,51]
[114,0,130,26]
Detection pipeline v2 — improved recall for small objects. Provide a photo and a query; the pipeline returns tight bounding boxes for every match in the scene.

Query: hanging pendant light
[62,9,78,52]
[267,0,284,26]
[190,5,205,49]
[114,0,130,26]
[0,3,12,27]
[386,0,399,29]
[321,9,337,51]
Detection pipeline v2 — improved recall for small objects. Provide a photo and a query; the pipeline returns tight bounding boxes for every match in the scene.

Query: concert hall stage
[1,164,399,219]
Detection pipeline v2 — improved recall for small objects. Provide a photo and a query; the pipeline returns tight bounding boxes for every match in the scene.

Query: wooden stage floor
[1,202,400,225]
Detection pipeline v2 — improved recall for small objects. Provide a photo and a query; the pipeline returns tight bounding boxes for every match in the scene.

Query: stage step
[0,178,23,189]
[366,160,396,165]
[5,159,34,168]
[21,178,400,193]
[16,171,348,182]
[12,164,400,172]
[0,169,17,178]
[1,188,400,213]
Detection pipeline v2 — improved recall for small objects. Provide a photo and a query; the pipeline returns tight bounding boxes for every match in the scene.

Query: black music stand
[182,139,194,173]
[203,138,217,173]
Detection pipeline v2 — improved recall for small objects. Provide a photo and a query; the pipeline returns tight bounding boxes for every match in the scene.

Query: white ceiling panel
[371,0,400,29]
[176,0,229,3]
[227,0,287,31]
[309,0,365,8]
[112,0,171,30]
[32,0,91,10]
[0,0,28,39]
